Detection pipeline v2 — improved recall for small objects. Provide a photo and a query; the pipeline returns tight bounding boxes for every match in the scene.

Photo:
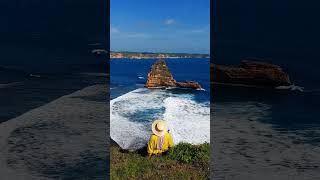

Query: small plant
[168,142,210,165]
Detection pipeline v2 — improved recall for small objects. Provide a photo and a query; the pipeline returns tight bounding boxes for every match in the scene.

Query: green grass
[168,142,210,165]
[110,142,210,180]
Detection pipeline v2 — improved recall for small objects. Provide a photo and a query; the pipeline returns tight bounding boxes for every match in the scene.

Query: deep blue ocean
[0,0,108,123]
[110,58,210,99]
[0,43,107,123]
[213,0,320,145]
[0,1,108,178]
[110,58,210,150]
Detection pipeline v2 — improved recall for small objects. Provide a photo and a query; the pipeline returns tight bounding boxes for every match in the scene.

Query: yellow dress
[147,132,173,156]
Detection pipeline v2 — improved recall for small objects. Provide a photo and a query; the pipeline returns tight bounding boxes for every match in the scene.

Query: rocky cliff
[212,60,292,87]
[145,59,177,87]
[145,59,202,89]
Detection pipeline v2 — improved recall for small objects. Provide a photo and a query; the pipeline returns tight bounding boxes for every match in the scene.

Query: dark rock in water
[145,59,202,89]
[176,81,202,89]
[212,60,292,87]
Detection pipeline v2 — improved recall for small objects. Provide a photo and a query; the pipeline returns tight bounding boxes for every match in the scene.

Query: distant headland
[110,51,210,59]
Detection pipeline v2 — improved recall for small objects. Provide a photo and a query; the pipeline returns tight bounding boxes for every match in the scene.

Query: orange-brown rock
[145,59,202,89]
[212,60,291,87]
[145,59,176,88]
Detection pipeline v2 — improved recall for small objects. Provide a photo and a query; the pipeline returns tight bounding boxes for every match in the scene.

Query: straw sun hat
[152,119,168,137]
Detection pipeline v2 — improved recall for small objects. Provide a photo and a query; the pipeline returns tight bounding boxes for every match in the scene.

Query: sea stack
[145,59,177,87]
[212,60,292,87]
[145,59,202,89]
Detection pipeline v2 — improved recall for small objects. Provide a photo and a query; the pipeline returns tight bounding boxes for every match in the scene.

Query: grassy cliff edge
[110,141,210,180]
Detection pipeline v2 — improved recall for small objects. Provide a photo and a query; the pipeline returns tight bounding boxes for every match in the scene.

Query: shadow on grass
[118,145,149,157]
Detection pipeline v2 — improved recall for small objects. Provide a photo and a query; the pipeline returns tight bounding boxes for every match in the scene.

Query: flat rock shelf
[0,85,109,180]
[212,103,320,180]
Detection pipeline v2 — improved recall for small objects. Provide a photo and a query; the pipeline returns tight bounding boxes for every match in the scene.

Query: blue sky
[110,0,210,54]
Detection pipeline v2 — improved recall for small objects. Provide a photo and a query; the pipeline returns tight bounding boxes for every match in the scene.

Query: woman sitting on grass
[147,119,173,157]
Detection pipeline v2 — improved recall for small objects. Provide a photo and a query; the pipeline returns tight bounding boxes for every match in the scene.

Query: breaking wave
[275,84,304,92]
[110,88,210,150]
[0,82,22,89]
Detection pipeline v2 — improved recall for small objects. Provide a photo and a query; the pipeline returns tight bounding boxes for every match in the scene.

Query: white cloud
[164,19,176,25]
[110,26,119,33]
[110,25,150,38]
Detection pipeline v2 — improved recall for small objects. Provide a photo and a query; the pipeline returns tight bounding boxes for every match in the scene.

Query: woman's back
[147,132,173,155]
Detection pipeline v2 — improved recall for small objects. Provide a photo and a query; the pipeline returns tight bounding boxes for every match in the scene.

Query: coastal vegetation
[110,142,210,180]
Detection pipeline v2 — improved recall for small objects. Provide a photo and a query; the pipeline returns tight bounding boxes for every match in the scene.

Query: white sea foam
[275,84,304,92]
[163,97,210,145]
[29,74,41,78]
[110,88,210,150]
[0,82,22,89]
[197,88,206,91]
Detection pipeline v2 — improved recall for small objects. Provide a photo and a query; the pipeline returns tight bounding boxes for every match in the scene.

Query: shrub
[168,142,210,165]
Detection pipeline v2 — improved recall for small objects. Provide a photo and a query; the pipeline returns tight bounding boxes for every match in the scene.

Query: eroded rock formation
[212,60,292,87]
[145,59,177,87]
[145,59,202,89]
